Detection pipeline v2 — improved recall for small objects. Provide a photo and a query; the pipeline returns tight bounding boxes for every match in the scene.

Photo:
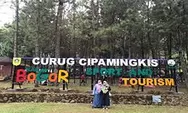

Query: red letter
[16,69,26,82]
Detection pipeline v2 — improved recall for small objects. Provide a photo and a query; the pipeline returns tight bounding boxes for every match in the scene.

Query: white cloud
[0,0,15,26]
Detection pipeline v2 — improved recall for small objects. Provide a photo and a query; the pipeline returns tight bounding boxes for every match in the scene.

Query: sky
[0,0,15,27]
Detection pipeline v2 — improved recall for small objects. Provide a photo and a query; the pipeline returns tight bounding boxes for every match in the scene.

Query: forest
[0,0,187,60]
[0,0,188,78]
[0,0,188,92]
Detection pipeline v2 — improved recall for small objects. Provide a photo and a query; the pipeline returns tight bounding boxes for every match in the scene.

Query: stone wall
[0,92,187,106]
[111,94,188,106]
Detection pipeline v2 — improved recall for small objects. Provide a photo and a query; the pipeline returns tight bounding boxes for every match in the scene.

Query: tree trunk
[184,31,188,88]
[146,0,155,58]
[55,0,64,59]
[54,0,64,87]
[34,0,41,87]
[12,0,19,89]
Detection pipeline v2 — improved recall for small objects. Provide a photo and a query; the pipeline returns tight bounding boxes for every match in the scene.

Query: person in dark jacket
[101,81,111,109]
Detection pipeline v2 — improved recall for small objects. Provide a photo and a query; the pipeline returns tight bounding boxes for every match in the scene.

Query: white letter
[91,58,98,66]
[120,59,128,66]
[106,59,116,66]
[67,58,75,66]
[57,58,66,65]
[79,58,86,66]
[138,59,146,66]
[129,59,137,67]
[32,57,40,65]
[116,59,120,66]
[147,59,151,66]
[49,58,57,65]
[41,58,49,65]
[151,59,158,67]
[98,59,106,66]
[87,59,91,66]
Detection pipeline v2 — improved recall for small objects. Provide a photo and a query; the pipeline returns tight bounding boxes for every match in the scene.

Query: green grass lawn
[0,103,188,113]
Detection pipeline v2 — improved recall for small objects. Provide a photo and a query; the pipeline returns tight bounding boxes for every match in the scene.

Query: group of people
[92,80,111,109]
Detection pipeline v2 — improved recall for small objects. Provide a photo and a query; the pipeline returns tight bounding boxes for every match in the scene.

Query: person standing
[80,74,85,86]
[101,81,111,109]
[118,77,123,87]
[92,80,103,108]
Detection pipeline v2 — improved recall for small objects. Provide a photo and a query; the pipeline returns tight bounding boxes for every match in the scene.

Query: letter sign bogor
[15,69,69,83]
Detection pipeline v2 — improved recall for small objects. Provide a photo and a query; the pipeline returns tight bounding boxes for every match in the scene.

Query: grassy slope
[0,103,188,113]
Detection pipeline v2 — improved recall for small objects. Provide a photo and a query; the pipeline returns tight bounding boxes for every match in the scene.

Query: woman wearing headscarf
[92,80,103,108]
[101,81,111,109]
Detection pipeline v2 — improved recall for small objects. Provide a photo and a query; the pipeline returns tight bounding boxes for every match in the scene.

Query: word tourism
[122,78,174,86]
[32,58,159,67]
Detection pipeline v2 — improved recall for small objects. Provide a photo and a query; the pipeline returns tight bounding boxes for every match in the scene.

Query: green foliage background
[0,0,188,60]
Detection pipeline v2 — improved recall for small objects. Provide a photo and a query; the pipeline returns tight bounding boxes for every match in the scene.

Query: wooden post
[12,0,19,89]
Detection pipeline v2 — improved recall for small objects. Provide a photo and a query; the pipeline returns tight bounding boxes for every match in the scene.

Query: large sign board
[13,57,176,86]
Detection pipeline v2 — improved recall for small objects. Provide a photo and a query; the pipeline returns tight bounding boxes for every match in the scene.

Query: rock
[59,88,63,91]
[6,89,17,92]
[70,100,75,103]
[3,97,8,101]
[31,89,38,92]
[0,92,186,106]
[16,88,25,92]
[16,95,19,98]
